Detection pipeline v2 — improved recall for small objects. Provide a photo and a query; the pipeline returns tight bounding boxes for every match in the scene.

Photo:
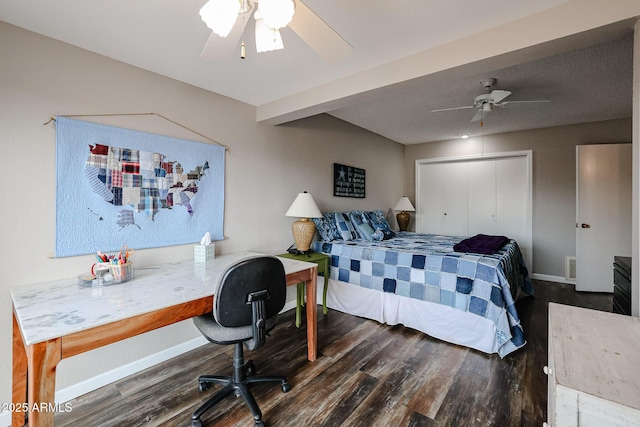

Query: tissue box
[194,244,215,262]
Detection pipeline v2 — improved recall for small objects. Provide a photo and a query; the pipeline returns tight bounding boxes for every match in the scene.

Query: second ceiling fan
[431,78,550,123]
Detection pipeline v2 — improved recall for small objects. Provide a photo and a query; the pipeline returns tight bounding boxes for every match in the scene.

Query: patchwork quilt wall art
[55,117,225,257]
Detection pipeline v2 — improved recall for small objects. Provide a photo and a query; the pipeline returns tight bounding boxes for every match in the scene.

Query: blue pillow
[349,211,375,241]
[363,210,396,238]
[313,212,340,241]
[372,209,394,231]
[334,212,358,240]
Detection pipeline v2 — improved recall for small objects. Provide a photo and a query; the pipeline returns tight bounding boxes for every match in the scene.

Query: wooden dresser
[545,303,640,426]
[613,256,632,315]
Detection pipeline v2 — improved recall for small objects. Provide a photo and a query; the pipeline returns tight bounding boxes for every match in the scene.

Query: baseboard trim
[56,336,209,404]
[531,273,576,285]
[282,300,297,312]
[0,407,9,426]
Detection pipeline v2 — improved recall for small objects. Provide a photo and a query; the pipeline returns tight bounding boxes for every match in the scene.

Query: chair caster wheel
[281,381,291,393]
[254,419,265,427]
[198,382,209,392]
[192,418,203,427]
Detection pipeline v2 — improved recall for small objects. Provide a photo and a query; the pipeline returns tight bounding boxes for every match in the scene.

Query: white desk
[11,251,318,426]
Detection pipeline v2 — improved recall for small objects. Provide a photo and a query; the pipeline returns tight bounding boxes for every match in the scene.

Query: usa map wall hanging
[55,117,225,257]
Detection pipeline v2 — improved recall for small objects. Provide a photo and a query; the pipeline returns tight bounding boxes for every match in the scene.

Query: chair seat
[193,314,279,346]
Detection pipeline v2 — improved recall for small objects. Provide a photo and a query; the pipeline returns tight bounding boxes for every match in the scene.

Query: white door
[576,144,632,292]
[417,161,469,236]
[417,162,445,234]
[496,156,530,264]
[468,159,497,235]
[440,162,469,236]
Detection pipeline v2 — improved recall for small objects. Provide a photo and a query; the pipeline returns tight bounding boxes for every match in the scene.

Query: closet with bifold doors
[415,151,532,268]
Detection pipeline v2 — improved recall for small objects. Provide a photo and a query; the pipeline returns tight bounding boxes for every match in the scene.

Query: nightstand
[277,252,330,327]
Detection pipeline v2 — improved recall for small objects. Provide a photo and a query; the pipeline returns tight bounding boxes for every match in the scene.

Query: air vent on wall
[565,256,576,281]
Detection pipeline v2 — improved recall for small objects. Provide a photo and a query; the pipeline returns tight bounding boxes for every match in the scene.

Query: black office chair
[191,256,291,427]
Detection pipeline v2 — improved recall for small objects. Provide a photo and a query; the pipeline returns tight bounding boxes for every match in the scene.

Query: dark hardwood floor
[55,280,612,427]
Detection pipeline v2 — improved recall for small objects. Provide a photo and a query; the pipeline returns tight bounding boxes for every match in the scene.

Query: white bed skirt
[323,276,500,355]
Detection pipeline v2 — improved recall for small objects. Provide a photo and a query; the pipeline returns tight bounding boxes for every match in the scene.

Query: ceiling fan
[431,78,551,122]
[199,0,352,62]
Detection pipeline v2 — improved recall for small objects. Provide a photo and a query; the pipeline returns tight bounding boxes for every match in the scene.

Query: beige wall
[0,21,404,409]
[1,16,634,414]
[404,119,633,278]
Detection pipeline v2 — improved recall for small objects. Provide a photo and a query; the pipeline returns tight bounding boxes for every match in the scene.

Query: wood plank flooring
[55,280,612,427]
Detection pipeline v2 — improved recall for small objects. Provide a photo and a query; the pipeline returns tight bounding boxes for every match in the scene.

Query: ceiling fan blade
[488,90,511,103]
[288,1,352,62]
[471,110,484,122]
[200,11,251,60]
[431,105,475,113]
[500,100,551,106]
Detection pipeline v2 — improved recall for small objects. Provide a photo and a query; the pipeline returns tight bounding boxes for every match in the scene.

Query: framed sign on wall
[334,163,365,198]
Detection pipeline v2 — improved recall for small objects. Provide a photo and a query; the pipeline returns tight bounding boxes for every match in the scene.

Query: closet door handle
[581,223,591,229]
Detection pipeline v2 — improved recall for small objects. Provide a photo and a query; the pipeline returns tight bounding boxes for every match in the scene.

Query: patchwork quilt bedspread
[312,232,533,357]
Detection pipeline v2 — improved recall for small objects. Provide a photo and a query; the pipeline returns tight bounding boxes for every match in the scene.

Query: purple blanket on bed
[453,234,510,254]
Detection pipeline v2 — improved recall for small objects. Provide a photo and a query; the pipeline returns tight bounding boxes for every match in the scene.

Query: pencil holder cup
[194,244,215,263]
[83,262,133,286]
[108,262,133,283]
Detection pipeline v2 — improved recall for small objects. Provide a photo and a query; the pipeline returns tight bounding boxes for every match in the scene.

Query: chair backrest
[214,256,287,328]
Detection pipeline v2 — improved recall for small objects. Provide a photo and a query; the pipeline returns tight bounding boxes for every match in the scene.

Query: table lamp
[285,191,322,254]
[394,196,415,231]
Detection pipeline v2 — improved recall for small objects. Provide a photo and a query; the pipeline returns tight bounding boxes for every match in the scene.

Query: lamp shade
[285,191,322,218]
[199,0,240,37]
[394,196,415,212]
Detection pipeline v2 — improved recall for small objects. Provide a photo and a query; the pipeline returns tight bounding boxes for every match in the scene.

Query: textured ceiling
[330,34,634,143]
[0,1,637,144]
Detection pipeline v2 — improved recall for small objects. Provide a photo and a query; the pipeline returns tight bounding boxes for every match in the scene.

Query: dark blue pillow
[313,212,340,241]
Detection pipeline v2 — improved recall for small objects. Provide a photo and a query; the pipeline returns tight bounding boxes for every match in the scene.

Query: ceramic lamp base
[396,211,410,231]
[291,218,316,252]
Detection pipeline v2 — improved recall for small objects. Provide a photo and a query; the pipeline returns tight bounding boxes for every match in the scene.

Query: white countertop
[11,251,315,346]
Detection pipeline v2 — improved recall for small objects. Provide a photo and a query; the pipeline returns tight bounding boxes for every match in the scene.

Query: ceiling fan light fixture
[255,16,284,52]
[483,102,492,112]
[199,0,241,37]
[257,0,295,29]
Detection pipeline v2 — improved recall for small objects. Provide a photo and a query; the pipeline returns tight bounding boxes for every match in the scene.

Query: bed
[311,211,533,358]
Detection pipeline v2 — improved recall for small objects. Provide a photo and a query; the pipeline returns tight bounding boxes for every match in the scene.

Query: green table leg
[296,282,304,328]
[322,273,328,315]
[296,262,329,327]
